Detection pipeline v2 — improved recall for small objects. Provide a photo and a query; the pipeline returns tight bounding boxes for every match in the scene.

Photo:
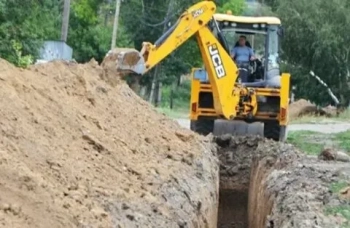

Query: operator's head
[239,35,246,46]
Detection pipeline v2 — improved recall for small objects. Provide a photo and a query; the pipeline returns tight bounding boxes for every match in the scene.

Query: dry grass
[291,109,350,124]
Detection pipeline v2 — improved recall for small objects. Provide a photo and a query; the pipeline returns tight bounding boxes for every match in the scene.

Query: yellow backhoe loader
[116,1,290,141]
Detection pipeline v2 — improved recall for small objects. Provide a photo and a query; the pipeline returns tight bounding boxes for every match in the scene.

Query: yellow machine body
[115,1,291,141]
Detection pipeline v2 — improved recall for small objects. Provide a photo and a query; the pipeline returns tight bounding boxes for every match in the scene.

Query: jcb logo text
[208,45,226,78]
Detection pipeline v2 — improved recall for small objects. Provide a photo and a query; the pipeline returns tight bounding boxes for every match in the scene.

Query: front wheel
[190,118,214,136]
[264,121,288,142]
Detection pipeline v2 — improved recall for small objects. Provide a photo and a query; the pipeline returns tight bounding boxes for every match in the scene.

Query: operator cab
[194,13,283,88]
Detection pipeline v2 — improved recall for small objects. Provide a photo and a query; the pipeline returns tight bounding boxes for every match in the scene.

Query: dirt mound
[289,99,334,119]
[0,59,219,227]
[215,136,346,228]
[289,99,318,119]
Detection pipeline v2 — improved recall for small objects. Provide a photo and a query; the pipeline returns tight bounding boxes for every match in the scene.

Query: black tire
[190,118,214,136]
[264,121,288,142]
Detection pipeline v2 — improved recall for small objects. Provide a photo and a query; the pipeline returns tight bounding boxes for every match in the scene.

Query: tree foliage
[216,0,246,14]
[0,0,61,64]
[266,0,350,106]
[68,0,110,62]
[119,0,245,86]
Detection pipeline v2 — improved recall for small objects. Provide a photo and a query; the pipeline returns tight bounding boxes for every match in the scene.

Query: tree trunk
[104,0,112,26]
[150,0,174,104]
[61,0,71,42]
[140,86,147,99]
[154,82,159,107]
[170,83,175,109]
[157,82,162,107]
[111,0,121,49]
[149,69,158,104]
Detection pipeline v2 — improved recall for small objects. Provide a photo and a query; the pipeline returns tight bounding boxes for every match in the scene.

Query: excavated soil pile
[289,99,332,120]
[0,59,219,228]
[215,135,345,228]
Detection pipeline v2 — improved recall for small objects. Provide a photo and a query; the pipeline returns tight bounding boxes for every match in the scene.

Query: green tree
[119,0,246,84]
[65,0,133,63]
[118,0,246,104]
[0,0,61,65]
[216,0,246,14]
[68,0,110,62]
[267,0,350,106]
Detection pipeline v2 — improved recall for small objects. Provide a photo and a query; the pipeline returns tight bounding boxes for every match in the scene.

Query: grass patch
[287,131,327,155]
[330,181,349,193]
[287,130,350,155]
[336,130,350,151]
[288,129,350,227]
[338,109,350,120]
[325,205,350,227]
[291,115,342,124]
[291,109,350,124]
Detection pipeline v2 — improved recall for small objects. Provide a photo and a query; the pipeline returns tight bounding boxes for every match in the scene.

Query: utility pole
[149,0,174,105]
[111,0,121,49]
[61,0,71,42]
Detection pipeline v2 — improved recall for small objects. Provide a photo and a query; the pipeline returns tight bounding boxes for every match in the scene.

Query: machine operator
[230,35,256,82]
[230,35,256,62]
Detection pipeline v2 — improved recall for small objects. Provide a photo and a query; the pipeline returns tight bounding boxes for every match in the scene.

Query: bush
[11,40,33,68]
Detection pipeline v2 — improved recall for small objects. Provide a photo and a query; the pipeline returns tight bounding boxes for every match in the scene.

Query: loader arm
[116,1,239,119]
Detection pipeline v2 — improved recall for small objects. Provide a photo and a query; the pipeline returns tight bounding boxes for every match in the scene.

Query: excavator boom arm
[141,1,216,72]
[116,1,239,118]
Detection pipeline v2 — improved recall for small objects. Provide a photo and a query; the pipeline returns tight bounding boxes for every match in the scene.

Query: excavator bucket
[213,119,264,137]
[116,50,146,75]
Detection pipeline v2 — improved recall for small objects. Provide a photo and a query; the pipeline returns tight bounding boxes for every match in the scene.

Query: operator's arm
[230,47,237,59]
[249,48,256,60]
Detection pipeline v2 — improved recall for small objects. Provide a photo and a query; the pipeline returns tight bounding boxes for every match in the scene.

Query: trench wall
[215,135,340,228]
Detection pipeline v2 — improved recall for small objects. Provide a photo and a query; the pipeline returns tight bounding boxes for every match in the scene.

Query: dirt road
[176,119,350,133]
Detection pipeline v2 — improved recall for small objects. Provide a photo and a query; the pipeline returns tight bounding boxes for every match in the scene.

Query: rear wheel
[264,121,288,142]
[190,118,214,136]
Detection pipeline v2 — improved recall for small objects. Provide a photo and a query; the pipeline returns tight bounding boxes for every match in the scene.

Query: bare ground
[215,136,349,228]
[0,59,219,228]
[177,118,350,227]
[175,119,350,134]
[176,117,350,177]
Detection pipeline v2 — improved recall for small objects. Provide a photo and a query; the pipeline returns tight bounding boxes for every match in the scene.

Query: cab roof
[214,13,281,25]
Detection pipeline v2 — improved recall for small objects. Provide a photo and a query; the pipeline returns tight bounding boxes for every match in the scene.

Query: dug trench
[213,135,346,228]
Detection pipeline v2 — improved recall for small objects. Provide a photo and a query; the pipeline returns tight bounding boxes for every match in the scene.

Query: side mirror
[278,26,285,38]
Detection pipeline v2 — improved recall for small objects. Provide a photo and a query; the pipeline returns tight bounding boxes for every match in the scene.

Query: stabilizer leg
[213,120,264,137]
